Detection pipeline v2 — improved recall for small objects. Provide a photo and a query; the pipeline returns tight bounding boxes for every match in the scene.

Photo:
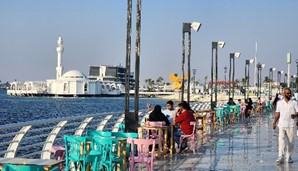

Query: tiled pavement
[152,112,298,171]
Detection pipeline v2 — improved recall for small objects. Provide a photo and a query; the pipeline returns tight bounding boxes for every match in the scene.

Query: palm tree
[235,79,240,89]
[145,79,155,91]
[156,76,164,91]
[241,78,246,87]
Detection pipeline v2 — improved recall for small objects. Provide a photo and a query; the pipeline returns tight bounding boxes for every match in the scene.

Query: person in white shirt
[273,87,298,164]
[162,100,175,123]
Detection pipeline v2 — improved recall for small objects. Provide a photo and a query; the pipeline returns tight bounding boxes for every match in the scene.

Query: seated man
[162,100,175,124]
[173,101,195,153]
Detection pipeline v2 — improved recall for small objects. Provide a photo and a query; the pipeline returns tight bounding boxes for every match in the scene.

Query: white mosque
[7,36,124,97]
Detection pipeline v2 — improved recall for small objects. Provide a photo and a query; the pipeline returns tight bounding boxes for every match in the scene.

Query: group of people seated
[146,100,195,153]
[227,97,254,118]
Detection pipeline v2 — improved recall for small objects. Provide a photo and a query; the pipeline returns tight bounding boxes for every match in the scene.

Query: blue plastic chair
[111,132,138,157]
[90,137,123,171]
[223,106,231,124]
[2,163,59,171]
[64,135,94,171]
[118,123,125,132]
[86,130,112,137]
[214,108,224,126]
[265,101,271,112]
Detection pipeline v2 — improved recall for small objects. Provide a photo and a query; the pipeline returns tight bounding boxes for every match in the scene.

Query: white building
[8,36,122,97]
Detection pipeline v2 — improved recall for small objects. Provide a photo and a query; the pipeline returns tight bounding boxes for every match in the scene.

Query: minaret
[56,36,64,79]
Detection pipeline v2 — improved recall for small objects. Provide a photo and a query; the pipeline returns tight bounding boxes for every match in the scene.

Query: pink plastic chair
[127,138,156,171]
[179,121,197,154]
[145,121,164,153]
[146,121,164,138]
[240,105,246,118]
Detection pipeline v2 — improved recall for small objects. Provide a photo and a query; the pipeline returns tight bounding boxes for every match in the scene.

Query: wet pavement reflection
[152,112,298,171]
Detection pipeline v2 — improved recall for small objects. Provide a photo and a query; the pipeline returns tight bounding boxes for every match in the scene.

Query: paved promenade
[154,112,298,171]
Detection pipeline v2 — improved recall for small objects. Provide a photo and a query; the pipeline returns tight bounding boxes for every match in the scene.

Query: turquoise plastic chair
[118,123,125,132]
[86,130,112,137]
[223,106,231,124]
[64,135,94,171]
[229,105,240,121]
[265,101,271,112]
[2,163,59,171]
[111,132,138,139]
[111,132,138,157]
[91,137,123,171]
[214,108,224,126]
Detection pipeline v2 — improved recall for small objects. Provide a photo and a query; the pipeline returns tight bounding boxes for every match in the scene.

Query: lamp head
[190,22,202,32]
[261,64,266,69]
[249,59,254,64]
[281,71,284,74]
[231,52,240,58]
[234,52,241,58]
[217,41,225,48]
[270,67,277,72]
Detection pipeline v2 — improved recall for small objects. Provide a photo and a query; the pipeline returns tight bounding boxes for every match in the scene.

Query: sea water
[0,90,168,125]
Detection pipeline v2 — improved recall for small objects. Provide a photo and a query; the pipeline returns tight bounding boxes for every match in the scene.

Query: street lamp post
[192,69,197,94]
[181,22,201,103]
[211,41,225,109]
[224,66,227,88]
[296,59,298,93]
[229,52,241,99]
[287,53,291,87]
[245,59,254,100]
[257,63,266,100]
[269,68,277,100]
[125,0,142,133]
[277,71,283,93]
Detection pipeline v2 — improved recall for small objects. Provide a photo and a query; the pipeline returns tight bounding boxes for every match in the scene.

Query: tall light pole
[287,53,291,87]
[192,69,197,94]
[125,0,142,133]
[211,41,225,109]
[224,66,227,88]
[229,52,241,99]
[277,70,283,93]
[257,63,266,100]
[181,22,201,103]
[269,67,276,100]
[125,0,132,132]
[295,59,298,99]
[245,59,254,99]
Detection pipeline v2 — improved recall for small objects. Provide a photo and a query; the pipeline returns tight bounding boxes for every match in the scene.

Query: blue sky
[0,0,298,86]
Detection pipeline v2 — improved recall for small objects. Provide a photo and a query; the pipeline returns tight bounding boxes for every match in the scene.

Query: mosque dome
[62,70,87,79]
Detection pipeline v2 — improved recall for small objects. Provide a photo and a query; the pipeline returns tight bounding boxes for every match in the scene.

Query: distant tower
[56,36,64,79]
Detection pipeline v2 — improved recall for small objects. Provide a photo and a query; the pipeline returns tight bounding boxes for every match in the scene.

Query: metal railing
[0,102,213,160]
[0,110,149,159]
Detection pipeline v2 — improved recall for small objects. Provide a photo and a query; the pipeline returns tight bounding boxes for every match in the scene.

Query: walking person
[273,87,298,164]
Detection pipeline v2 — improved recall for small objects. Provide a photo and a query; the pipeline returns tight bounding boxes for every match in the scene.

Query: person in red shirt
[173,101,195,152]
